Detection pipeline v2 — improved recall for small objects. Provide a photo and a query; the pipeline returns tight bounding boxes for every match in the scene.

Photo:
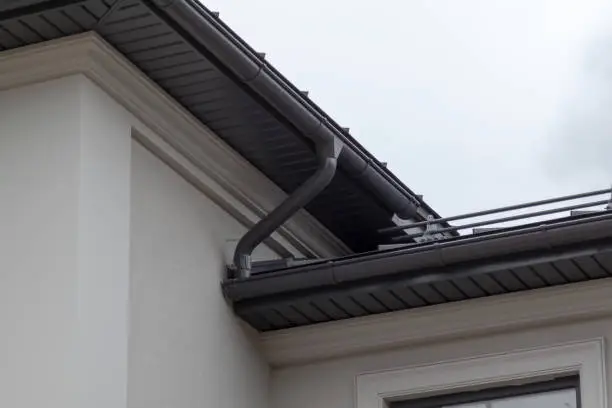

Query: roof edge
[148,0,438,221]
[223,213,612,301]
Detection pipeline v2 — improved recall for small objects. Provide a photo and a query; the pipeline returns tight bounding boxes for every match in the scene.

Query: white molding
[261,278,612,366]
[355,338,606,408]
[0,32,349,259]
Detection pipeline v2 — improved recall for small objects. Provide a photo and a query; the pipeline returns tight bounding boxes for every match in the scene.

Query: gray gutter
[223,212,612,300]
[149,0,424,221]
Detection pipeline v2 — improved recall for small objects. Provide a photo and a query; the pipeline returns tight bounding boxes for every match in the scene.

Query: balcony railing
[379,187,612,245]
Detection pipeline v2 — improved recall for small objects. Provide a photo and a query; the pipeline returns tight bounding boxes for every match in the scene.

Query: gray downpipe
[232,140,342,278]
[149,0,422,221]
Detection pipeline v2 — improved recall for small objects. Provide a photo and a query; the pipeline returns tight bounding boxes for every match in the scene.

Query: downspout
[233,138,342,278]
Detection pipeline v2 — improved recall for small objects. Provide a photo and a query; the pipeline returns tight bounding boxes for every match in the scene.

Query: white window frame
[355,338,606,408]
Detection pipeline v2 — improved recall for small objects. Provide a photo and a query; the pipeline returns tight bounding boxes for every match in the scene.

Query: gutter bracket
[417,215,444,243]
[229,135,343,279]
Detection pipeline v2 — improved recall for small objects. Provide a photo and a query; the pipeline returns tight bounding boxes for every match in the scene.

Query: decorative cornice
[0,32,350,259]
[260,278,612,367]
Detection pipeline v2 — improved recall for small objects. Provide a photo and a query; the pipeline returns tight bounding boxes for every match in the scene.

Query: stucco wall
[0,74,133,408]
[128,140,272,408]
[270,314,612,408]
[0,75,81,408]
[0,73,273,408]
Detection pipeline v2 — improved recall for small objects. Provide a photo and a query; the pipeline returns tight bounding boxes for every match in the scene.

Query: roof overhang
[224,213,612,331]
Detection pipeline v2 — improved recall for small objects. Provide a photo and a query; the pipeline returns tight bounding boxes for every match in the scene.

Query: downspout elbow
[232,136,343,278]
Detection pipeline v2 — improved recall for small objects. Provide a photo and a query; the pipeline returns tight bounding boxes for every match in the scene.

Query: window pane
[392,377,579,408]
[493,388,577,408]
[442,403,487,408]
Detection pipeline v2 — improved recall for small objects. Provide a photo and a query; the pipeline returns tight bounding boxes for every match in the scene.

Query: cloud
[205,0,612,214]
[544,9,612,184]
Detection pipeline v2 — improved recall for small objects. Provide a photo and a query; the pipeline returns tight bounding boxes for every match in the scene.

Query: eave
[224,212,612,331]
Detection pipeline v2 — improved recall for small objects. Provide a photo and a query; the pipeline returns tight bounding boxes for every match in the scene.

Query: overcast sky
[203,0,612,217]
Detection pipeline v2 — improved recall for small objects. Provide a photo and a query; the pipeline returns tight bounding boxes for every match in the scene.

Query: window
[390,376,579,408]
[355,339,605,408]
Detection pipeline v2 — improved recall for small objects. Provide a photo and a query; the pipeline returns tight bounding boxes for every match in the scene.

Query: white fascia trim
[355,338,606,408]
[261,278,612,367]
[0,32,350,259]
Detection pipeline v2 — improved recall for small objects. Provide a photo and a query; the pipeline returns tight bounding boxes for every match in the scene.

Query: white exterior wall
[128,139,272,408]
[0,72,272,408]
[270,313,612,408]
[0,75,133,408]
[0,75,81,408]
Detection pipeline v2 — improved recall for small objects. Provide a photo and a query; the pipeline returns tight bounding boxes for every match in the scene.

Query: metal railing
[379,187,612,244]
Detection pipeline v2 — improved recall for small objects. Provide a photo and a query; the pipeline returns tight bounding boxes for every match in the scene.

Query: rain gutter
[222,212,612,300]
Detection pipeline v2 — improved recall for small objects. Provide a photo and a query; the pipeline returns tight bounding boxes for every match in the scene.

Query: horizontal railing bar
[380,188,611,235]
[390,199,610,243]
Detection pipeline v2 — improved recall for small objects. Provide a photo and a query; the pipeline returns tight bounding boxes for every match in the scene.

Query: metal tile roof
[0,0,441,253]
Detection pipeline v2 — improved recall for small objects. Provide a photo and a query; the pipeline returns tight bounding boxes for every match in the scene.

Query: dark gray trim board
[0,0,443,253]
[391,375,579,408]
[224,213,612,331]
